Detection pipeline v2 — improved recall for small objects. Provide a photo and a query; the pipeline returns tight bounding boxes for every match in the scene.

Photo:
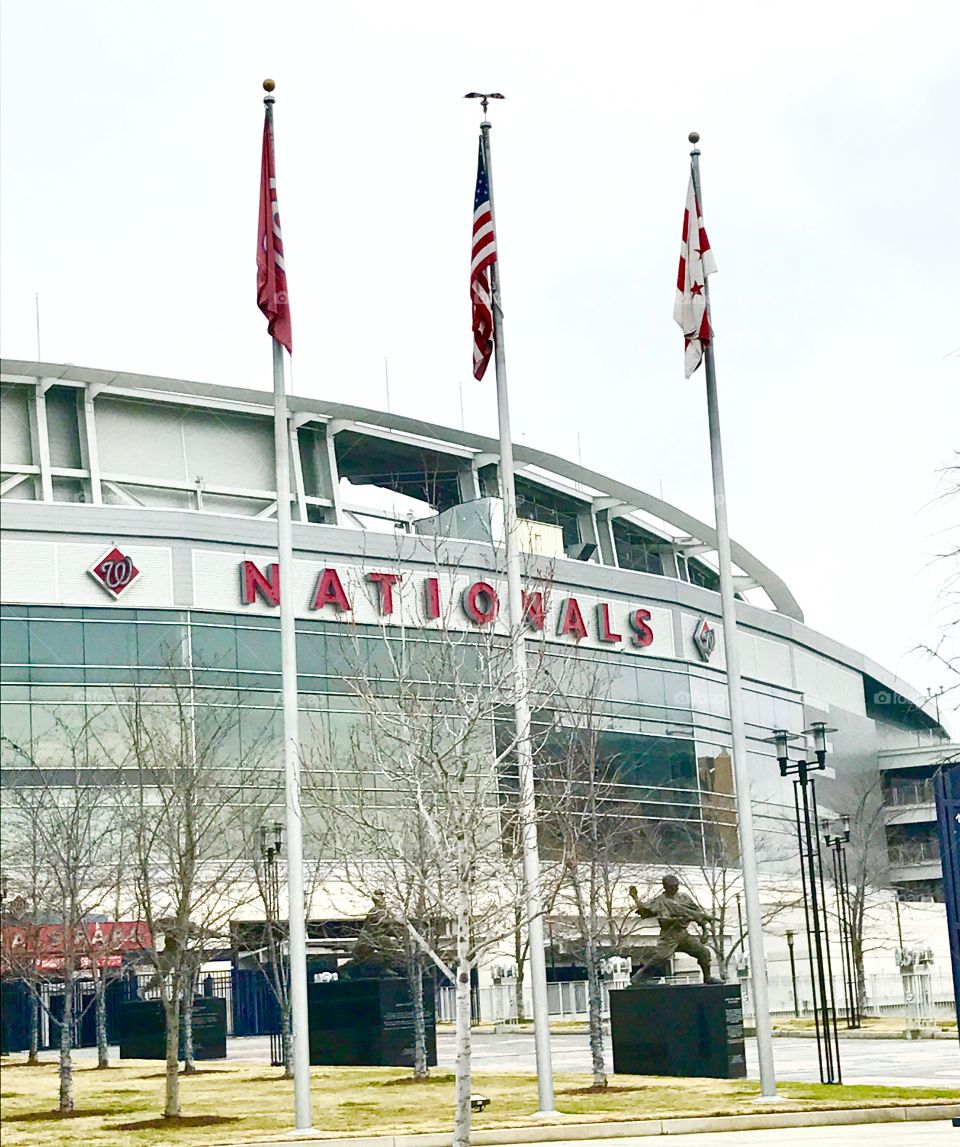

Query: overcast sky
[1,2,957,728]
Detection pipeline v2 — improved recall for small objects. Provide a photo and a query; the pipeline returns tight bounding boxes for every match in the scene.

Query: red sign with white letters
[2,921,151,973]
[89,547,140,598]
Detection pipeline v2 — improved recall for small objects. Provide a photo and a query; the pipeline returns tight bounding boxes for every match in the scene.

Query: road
[213,1031,958,1088]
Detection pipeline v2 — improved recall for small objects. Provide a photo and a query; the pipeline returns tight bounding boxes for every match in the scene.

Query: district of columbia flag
[257,113,293,354]
[674,170,716,378]
[471,136,497,381]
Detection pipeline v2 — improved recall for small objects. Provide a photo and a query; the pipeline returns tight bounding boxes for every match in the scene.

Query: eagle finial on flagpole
[465,91,505,121]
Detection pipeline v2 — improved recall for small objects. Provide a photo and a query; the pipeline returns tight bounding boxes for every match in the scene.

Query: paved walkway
[190,1031,959,1088]
[491,1123,959,1146]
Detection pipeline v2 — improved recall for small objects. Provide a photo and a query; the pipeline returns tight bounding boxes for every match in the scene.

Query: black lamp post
[785,929,800,1018]
[764,722,842,1084]
[260,821,284,1067]
[823,813,860,1029]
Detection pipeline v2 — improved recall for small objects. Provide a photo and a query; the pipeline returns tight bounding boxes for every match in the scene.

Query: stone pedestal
[116,997,226,1060]
[308,978,437,1068]
[610,983,746,1078]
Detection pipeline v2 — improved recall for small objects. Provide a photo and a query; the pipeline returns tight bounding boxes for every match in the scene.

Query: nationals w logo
[89,547,140,598]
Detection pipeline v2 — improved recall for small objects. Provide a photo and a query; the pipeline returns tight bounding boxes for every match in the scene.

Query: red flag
[471,137,497,380]
[673,170,716,378]
[257,114,292,353]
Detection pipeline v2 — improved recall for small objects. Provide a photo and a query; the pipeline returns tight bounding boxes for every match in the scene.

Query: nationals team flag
[257,113,293,353]
[471,137,497,380]
[674,170,717,378]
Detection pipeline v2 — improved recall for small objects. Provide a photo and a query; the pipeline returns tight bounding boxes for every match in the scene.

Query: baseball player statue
[628,874,721,985]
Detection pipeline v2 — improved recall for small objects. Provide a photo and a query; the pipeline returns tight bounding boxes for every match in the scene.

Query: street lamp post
[260,821,284,1067]
[822,814,861,1029]
[785,929,800,1018]
[765,723,842,1084]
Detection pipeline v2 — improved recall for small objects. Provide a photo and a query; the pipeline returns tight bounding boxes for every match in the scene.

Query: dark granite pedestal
[116,997,227,1060]
[610,983,746,1078]
[307,978,437,1067]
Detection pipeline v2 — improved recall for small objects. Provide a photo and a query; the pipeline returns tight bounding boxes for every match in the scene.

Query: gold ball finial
[688,131,700,144]
[263,78,276,93]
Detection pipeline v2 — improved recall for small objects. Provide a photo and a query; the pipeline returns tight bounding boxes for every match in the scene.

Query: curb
[242,1102,960,1147]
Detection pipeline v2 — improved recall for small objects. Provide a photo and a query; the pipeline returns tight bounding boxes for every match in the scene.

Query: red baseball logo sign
[693,616,717,662]
[89,547,140,598]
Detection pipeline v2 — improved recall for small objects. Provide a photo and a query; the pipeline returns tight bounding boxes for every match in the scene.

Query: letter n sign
[241,561,280,606]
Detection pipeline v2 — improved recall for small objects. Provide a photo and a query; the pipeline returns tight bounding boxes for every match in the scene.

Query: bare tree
[306,571,563,1147]
[114,669,262,1118]
[1,716,127,1110]
[536,687,643,1089]
[821,771,891,1013]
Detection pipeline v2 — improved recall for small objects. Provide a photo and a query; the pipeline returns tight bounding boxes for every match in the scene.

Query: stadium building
[0,359,953,910]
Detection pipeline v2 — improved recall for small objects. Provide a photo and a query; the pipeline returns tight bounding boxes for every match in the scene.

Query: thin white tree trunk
[163,988,182,1118]
[182,976,196,1074]
[95,970,110,1069]
[452,962,472,1147]
[584,938,606,1088]
[408,945,429,1080]
[58,970,74,1112]
[280,1008,294,1080]
[452,863,472,1147]
[28,983,39,1065]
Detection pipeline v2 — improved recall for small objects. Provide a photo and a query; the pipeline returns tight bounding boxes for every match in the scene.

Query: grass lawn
[1,1056,957,1147]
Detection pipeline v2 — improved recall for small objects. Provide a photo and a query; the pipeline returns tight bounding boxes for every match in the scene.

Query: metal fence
[0,967,282,1052]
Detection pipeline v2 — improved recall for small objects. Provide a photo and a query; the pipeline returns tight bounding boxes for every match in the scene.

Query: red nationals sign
[2,921,151,972]
[89,547,140,598]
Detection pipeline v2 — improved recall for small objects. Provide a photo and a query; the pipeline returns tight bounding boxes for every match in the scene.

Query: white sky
[1,2,958,728]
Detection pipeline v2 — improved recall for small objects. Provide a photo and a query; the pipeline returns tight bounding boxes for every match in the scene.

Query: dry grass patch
[0,1054,957,1147]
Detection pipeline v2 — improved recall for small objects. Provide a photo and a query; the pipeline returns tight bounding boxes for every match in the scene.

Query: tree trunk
[163,991,182,1118]
[408,949,429,1080]
[58,972,75,1112]
[281,1007,294,1080]
[182,980,196,1075]
[584,936,607,1088]
[513,905,526,1023]
[452,866,473,1147]
[95,971,110,1069]
[854,942,867,1014]
[452,961,473,1147]
[28,983,39,1065]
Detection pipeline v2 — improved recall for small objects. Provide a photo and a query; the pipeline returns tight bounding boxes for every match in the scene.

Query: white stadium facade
[0,357,953,935]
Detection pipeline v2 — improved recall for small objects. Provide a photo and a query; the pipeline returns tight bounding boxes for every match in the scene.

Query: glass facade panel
[83,621,138,666]
[0,618,29,681]
[0,608,807,863]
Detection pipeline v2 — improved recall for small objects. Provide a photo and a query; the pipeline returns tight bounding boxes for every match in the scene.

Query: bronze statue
[628,875,720,984]
[340,891,407,980]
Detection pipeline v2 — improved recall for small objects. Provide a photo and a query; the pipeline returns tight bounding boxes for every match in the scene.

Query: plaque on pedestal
[308,978,437,1067]
[116,997,226,1060]
[610,983,746,1079]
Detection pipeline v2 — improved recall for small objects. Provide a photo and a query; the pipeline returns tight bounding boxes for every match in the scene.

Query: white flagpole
[688,133,778,1100]
[479,109,557,1116]
[263,88,312,1129]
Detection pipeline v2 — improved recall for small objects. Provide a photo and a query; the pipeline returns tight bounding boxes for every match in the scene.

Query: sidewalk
[229,1103,960,1147]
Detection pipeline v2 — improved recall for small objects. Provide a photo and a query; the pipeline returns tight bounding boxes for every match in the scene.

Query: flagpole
[480,111,558,1116]
[688,132,778,1100]
[263,85,312,1129]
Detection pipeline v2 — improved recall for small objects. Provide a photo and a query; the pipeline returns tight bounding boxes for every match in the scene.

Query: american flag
[673,170,716,378]
[471,137,497,380]
[257,113,293,354]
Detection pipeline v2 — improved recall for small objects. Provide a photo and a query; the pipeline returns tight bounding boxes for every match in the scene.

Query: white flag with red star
[674,171,717,378]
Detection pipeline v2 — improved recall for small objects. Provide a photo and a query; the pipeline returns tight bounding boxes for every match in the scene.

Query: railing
[888,841,941,867]
[885,781,936,808]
